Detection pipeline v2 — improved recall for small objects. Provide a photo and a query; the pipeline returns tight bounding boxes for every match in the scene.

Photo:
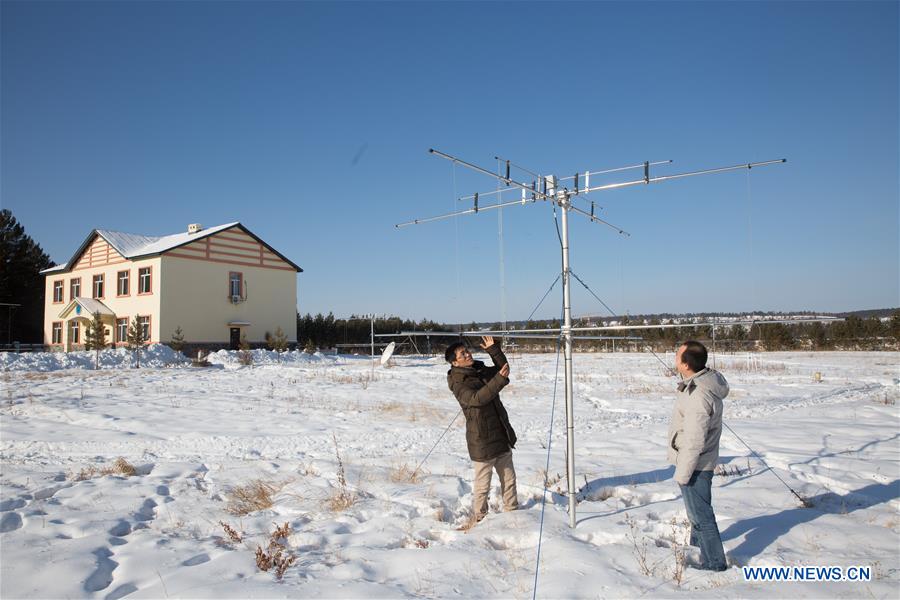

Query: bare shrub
[219,521,243,544]
[270,521,291,543]
[255,522,297,579]
[326,434,357,511]
[625,515,653,576]
[238,335,253,366]
[226,480,279,516]
[669,517,689,586]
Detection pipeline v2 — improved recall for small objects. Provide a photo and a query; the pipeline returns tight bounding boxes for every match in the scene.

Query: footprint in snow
[134,498,157,522]
[108,520,132,537]
[0,512,23,533]
[105,583,138,600]
[0,498,26,511]
[182,553,210,567]
[84,547,118,593]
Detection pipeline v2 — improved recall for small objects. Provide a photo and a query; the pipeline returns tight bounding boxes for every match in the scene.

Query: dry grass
[390,462,425,484]
[714,461,752,477]
[226,479,281,516]
[456,511,480,532]
[70,457,136,481]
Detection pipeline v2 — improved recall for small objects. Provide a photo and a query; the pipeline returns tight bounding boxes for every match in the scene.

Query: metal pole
[371,315,375,378]
[560,193,576,528]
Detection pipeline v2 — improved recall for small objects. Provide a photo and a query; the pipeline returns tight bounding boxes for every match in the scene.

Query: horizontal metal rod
[371,331,640,340]
[568,205,631,236]
[429,148,553,201]
[556,160,673,183]
[395,197,533,228]
[467,317,840,334]
[458,186,530,202]
[494,155,541,179]
[582,159,786,194]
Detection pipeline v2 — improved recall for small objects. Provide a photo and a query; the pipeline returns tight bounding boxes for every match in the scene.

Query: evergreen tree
[126,316,147,368]
[0,210,54,344]
[890,311,900,341]
[83,311,108,369]
[170,326,185,353]
[270,326,289,352]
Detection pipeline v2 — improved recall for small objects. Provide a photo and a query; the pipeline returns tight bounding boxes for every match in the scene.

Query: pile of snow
[0,344,190,371]
[205,348,336,368]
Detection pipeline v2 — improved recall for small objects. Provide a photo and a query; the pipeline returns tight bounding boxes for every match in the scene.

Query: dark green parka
[447,344,517,462]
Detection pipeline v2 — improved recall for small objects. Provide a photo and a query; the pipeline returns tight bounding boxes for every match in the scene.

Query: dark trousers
[679,470,727,571]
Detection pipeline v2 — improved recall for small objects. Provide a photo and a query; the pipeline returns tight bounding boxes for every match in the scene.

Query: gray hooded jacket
[666,368,729,485]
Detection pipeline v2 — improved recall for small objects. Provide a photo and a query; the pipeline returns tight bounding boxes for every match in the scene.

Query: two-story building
[41,222,302,351]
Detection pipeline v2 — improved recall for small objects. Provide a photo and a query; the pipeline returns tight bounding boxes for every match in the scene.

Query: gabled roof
[40,222,302,274]
[58,297,115,319]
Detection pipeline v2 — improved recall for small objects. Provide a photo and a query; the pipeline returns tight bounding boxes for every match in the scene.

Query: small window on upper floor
[138,267,152,294]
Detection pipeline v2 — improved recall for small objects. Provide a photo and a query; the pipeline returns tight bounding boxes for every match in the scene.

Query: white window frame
[138,315,150,340]
[138,267,152,294]
[93,274,104,298]
[117,271,129,296]
[116,318,128,343]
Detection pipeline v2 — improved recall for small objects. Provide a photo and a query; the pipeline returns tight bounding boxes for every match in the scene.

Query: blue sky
[2,1,897,323]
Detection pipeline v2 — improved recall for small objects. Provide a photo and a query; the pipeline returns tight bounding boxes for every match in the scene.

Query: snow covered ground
[1,348,898,598]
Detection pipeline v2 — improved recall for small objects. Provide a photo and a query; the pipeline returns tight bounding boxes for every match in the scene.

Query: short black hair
[679,340,708,372]
[445,342,466,364]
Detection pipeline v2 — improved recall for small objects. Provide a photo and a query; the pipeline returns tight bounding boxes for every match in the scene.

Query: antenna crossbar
[583,159,786,194]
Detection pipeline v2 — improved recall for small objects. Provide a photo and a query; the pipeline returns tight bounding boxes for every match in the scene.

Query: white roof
[59,297,115,319]
[40,221,302,275]
[41,263,68,274]
[97,222,239,258]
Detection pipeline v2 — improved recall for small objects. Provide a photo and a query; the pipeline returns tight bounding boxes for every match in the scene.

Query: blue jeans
[679,470,727,571]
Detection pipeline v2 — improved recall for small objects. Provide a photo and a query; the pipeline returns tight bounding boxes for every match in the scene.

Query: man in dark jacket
[446,336,518,522]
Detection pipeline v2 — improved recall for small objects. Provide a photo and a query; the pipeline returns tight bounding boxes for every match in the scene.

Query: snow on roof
[97,222,239,258]
[60,297,115,319]
[40,263,68,274]
[43,221,302,275]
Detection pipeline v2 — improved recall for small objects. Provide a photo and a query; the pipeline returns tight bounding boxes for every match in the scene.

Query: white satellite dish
[380,341,396,366]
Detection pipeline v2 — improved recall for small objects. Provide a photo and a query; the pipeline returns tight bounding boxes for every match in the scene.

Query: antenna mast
[398,149,786,528]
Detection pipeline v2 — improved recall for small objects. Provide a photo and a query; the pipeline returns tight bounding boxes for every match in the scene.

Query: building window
[52,322,63,344]
[116,318,128,343]
[70,278,81,300]
[93,274,105,298]
[53,281,64,303]
[117,271,130,296]
[138,267,152,294]
[69,321,80,344]
[137,316,150,340]
[229,272,243,298]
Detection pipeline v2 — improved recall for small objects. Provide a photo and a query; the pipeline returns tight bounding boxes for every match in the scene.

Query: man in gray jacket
[667,340,729,571]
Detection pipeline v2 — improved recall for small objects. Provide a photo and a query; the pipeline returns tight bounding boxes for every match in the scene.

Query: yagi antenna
[396,147,786,528]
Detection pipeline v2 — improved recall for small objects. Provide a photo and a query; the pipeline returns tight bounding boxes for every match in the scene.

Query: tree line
[297,312,900,353]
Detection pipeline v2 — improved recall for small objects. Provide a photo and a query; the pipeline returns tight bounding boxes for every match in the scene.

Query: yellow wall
[158,255,297,344]
[43,256,162,347]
